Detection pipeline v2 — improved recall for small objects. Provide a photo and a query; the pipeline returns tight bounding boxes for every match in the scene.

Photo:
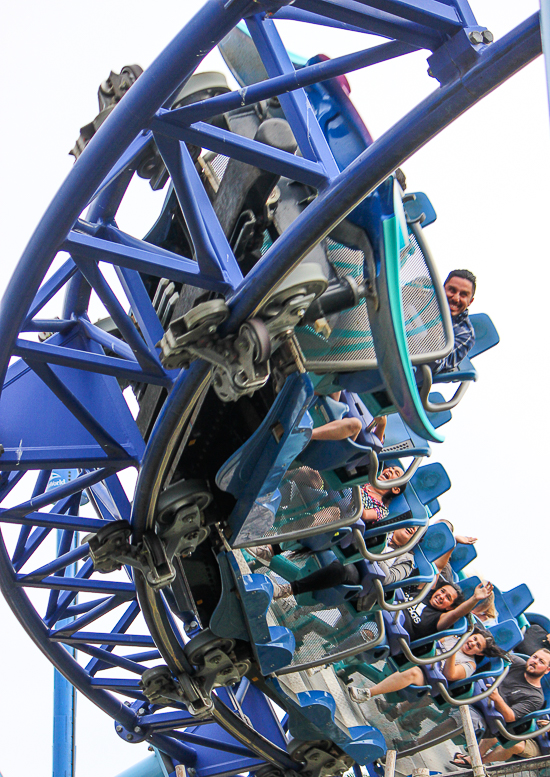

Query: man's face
[391,526,417,547]
[444,276,475,318]
[526,651,550,678]
[430,584,458,611]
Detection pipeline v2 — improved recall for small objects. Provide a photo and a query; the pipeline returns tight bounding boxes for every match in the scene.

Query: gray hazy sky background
[1,2,548,775]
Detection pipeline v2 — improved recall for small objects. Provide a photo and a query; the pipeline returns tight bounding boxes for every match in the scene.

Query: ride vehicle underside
[0,1,544,776]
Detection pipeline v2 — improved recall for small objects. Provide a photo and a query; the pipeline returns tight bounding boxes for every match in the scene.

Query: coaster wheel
[0,0,541,772]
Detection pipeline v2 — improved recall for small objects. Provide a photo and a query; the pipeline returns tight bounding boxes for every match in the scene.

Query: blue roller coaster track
[1,2,549,776]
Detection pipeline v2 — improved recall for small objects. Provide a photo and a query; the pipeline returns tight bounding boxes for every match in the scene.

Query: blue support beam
[170,40,416,123]
[542,0,550,115]
[52,526,76,777]
[224,12,542,333]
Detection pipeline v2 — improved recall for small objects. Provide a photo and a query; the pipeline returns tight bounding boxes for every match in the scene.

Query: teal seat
[296,176,454,445]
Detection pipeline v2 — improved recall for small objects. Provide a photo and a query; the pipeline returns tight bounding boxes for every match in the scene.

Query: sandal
[450,753,471,769]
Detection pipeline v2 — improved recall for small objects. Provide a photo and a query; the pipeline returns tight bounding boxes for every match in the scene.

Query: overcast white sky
[1,2,549,776]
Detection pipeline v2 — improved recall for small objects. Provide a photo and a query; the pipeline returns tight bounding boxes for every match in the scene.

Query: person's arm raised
[437,582,493,632]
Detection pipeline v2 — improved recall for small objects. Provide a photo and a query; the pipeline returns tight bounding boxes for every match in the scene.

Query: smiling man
[394,648,550,758]
[432,269,476,374]
[449,649,550,766]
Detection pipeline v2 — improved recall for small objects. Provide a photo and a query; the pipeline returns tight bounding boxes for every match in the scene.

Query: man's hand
[489,688,502,703]
[474,581,493,601]
[455,535,477,545]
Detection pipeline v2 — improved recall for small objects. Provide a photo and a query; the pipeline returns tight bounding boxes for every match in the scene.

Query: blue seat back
[419,521,455,564]
[426,498,440,517]
[383,543,436,592]
[402,191,437,227]
[300,394,371,471]
[299,435,368,472]
[469,313,500,359]
[410,463,451,506]
[459,576,482,600]
[425,393,452,429]
[450,543,477,574]
[431,313,499,387]
[488,619,523,651]
[541,673,550,707]
[526,612,550,633]
[492,586,515,623]
[379,413,431,460]
[502,584,534,620]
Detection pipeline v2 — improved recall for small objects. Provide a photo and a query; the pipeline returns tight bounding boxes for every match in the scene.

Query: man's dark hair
[433,578,465,608]
[444,269,476,297]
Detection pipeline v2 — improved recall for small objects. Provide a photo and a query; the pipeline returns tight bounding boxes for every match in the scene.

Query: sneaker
[248,545,274,563]
[391,737,415,752]
[272,581,293,600]
[348,686,371,703]
[375,698,400,720]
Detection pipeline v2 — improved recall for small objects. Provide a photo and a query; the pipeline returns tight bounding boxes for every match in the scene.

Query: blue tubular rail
[224,13,541,332]
[0,1,544,771]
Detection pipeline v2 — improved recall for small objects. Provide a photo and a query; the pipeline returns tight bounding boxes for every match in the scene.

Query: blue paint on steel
[0,1,542,771]
[224,13,541,332]
[0,0,253,388]
[177,41,416,123]
[542,0,550,115]
[152,134,243,289]
[274,3,443,50]
[246,14,340,176]
[52,528,76,777]
[152,115,332,189]
[1,334,145,469]
[112,754,165,777]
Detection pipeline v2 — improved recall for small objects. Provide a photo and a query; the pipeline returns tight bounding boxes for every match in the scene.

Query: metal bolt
[221,667,233,675]
[148,746,154,752]
[116,725,123,733]
[188,769,197,777]
[124,700,131,706]
[469,31,483,45]
[134,726,142,733]
[138,708,145,716]
[190,621,198,629]
[482,30,494,44]
[126,733,134,741]
[297,308,306,318]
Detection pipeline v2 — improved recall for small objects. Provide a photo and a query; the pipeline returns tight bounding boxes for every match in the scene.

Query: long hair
[473,589,497,620]
[473,625,508,660]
